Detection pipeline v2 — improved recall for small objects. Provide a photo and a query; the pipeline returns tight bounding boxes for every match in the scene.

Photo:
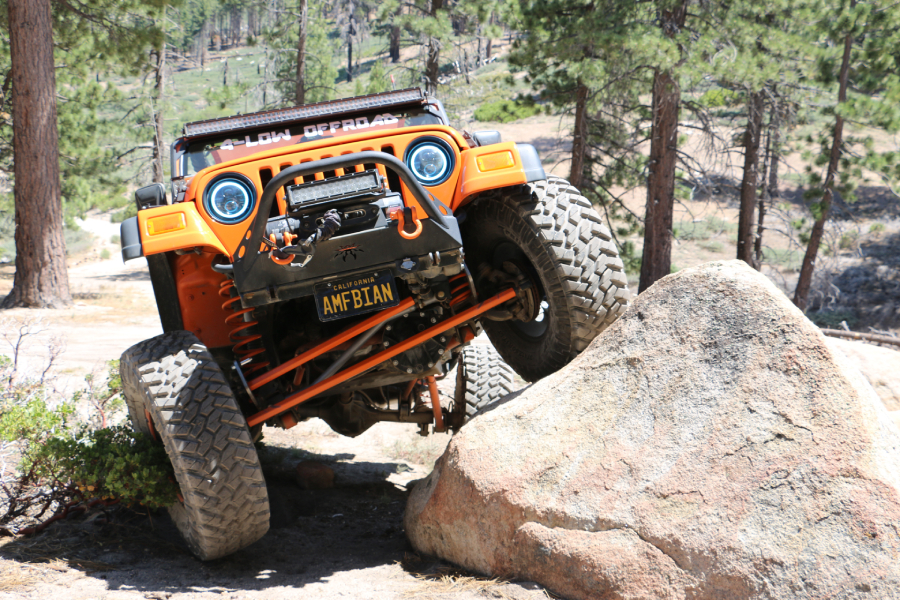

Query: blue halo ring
[203,173,257,225]
[404,137,455,186]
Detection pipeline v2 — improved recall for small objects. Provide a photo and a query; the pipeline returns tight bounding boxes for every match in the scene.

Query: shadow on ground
[0,454,419,596]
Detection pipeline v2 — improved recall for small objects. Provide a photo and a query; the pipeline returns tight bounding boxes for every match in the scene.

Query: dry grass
[399,556,560,600]
[0,562,39,592]
[387,434,449,467]
[402,564,511,599]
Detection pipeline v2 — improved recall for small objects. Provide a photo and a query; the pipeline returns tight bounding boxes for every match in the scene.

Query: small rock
[295,460,334,489]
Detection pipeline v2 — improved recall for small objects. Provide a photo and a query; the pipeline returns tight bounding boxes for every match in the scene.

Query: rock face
[825,336,900,411]
[405,261,900,600]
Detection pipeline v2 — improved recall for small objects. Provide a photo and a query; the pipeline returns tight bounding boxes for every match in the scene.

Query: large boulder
[405,261,900,600]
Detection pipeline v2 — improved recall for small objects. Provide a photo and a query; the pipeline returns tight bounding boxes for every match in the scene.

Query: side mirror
[134,183,168,211]
[472,131,502,146]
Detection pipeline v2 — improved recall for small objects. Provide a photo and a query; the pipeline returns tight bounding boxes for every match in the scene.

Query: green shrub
[110,204,137,223]
[673,216,735,241]
[761,247,805,271]
[37,427,178,507]
[839,230,859,250]
[698,88,741,108]
[808,310,859,329]
[0,356,179,533]
[869,222,885,234]
[473,98,541,123]
[619,240,642,274]
[698,240,724,253]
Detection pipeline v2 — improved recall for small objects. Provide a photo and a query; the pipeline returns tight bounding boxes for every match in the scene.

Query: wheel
[120,331,270,560]
[453,343,520,423]
[461,176,630,382]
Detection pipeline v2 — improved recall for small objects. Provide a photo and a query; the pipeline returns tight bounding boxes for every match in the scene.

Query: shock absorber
[219,278,270,377]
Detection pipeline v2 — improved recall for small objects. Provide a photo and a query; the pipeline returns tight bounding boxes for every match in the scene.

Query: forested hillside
[0,0,897,332]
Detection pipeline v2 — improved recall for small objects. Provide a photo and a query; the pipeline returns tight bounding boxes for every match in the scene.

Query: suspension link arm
[245,288,516,428]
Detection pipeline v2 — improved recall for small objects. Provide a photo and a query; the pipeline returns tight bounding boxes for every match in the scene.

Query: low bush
[473,97,541,123]
[673,216,736,241]
[0,343,178,535]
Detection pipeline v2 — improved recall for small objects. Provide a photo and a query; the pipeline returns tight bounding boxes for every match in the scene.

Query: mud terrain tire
[455,344,519,421]
[461,176,629,381]
[121,331,270,561]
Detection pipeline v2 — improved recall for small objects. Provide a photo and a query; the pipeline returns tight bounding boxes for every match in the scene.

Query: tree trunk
[231,6,242,47]
[390,25,400,63]
[768,104,781,198]
[737,90,764,267]
[248,7,257,37]
[638,1,687,293]
[2,0,71,308]
[638,69,680,293]
[569,82,588,189]
[200,20,209,66]
[794,32,852,311]
[425,0,444,95]
[295,0,307,105]
[754,124,772,267]
[347,23,354,82]
[151,35,166,185]
[462,49,470,84]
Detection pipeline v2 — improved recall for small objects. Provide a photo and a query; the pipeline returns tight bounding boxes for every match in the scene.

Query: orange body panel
[451,142,528,211]
[154,127,535,261]
[138,203,228,256]
[173,253,232,348]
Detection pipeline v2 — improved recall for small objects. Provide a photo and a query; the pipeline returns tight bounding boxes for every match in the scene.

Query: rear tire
[461,176,629,381]
[455,344,519,421]
[121,331,270,561]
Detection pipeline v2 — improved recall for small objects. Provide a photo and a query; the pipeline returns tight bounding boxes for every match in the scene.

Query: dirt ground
[0,417,554,600]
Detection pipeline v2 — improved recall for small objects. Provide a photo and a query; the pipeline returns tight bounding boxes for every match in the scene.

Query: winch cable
[271,208,342,264]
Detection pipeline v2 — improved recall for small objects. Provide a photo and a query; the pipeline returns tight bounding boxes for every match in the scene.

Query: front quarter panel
[451,142,530,211]
[137,202,229,257]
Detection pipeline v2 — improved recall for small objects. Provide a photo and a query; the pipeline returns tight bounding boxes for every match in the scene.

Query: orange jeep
[118,89,629,559]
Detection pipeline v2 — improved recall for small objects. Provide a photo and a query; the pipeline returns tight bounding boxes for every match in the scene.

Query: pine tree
[267,0,338,106]
[793,0,900,310]
[0,0,169,308]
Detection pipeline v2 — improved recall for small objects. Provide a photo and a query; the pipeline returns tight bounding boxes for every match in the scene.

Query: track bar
[246,287,516,427]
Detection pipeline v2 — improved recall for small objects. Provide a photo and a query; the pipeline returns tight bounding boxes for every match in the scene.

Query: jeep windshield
[180,106,444,177]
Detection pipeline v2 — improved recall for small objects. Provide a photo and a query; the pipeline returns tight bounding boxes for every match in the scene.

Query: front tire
[121,331,270,561]
[461,176,629,381]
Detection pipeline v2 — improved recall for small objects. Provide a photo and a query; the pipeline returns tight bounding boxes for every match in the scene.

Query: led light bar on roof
[182,88,426,140]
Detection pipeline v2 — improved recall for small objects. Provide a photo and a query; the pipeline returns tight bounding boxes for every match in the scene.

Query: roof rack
[182,88,426,140]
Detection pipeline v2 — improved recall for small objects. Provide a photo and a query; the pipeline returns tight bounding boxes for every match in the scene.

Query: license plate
[314,271,400,321]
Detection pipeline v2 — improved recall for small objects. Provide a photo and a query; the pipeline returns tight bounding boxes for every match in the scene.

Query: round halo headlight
[405,138,454,186]
[203,175,256,224]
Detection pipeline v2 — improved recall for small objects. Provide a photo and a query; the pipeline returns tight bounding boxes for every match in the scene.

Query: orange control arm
[246,288,517,427]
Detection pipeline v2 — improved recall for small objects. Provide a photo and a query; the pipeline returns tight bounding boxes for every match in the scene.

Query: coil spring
[219,279,270,377]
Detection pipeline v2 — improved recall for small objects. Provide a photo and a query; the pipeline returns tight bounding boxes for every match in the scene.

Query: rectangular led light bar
[182,89,426,140]
[287,170,384,209]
